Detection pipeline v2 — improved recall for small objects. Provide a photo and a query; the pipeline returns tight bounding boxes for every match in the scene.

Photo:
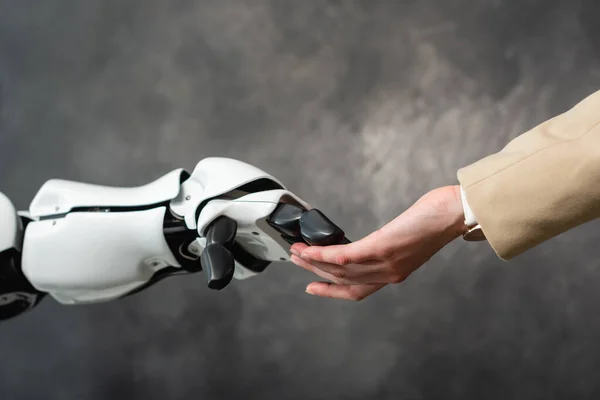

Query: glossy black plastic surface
[202,216,238,290]
[0,248,45,321]
[206,216,237,246]
[266,203,304,237]
[299,209,347,246]
[201,243,235,290]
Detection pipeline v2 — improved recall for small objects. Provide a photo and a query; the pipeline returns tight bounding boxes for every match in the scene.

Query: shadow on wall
[80,283,268,399]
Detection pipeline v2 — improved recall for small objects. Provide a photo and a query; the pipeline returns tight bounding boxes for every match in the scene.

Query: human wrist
[445,185,468,238]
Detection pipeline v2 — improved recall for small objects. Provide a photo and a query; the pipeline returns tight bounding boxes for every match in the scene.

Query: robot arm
[0,193,45,320]
[0,158,349,321]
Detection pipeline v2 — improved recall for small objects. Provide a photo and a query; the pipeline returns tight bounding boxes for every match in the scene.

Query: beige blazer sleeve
[457,89,600,260]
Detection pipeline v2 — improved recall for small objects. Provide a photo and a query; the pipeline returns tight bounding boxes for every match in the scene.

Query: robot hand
[0,158,349,320]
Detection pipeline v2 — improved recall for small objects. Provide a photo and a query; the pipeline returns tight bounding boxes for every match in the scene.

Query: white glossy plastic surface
[14,158,317,305]
[0,192,22,252]
[22,207,180,304]
[29,169,186,218]
[170,158,286,229]
[197,189,310,262]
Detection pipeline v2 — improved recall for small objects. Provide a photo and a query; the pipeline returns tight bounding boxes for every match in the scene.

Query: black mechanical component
[0,248,45,321]
[201,244,235,290]
[267,204,350,246]
[205,216,237,246]
[280,234,305,245]
[127,207,203,299]
[148,212,240,293]
[128,199,350,298]
[266,203,304,237]
[230,242,271,273]
[299,209,350,246]
[163,210,202,273]
[201,216,238,290]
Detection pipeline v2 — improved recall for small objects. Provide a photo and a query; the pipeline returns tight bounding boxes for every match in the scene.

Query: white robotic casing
[28,169,186,217]
[21,208,180,304]
[21,170,187,304]
[194,190,310,262]
[170,157,310,267]
[169,157,287,229]
[0,192,22,253]
[17,158,311,305]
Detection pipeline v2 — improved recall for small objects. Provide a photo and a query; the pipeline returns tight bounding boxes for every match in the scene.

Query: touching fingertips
[291,256,316,274]
[290,254,303,266]
[290,243,308,256]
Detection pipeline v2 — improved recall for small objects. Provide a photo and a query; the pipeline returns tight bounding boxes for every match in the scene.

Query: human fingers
[290,255,356,285]
[305,282,386,301]
[290,242,308,256]
[299,258,391,282]
[290,255,393,284]
[298,231,382,266]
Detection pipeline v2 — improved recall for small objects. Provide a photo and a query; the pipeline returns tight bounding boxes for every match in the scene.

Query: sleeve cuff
[460,186,478,227]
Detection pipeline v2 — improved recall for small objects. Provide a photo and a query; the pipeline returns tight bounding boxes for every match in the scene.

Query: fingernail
[305,287,315,295]
[290,248,300,257]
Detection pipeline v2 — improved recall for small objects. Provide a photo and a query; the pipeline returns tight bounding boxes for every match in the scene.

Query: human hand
[290,185,467,300]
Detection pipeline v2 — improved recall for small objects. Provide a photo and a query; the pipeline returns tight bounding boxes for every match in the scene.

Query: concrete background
[1,1,600,399]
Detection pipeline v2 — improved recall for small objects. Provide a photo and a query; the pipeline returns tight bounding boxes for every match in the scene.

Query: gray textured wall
[1,1,600,399]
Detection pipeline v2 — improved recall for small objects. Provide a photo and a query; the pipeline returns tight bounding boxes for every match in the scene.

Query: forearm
[458,90,600,260]
[0,158,350,320]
